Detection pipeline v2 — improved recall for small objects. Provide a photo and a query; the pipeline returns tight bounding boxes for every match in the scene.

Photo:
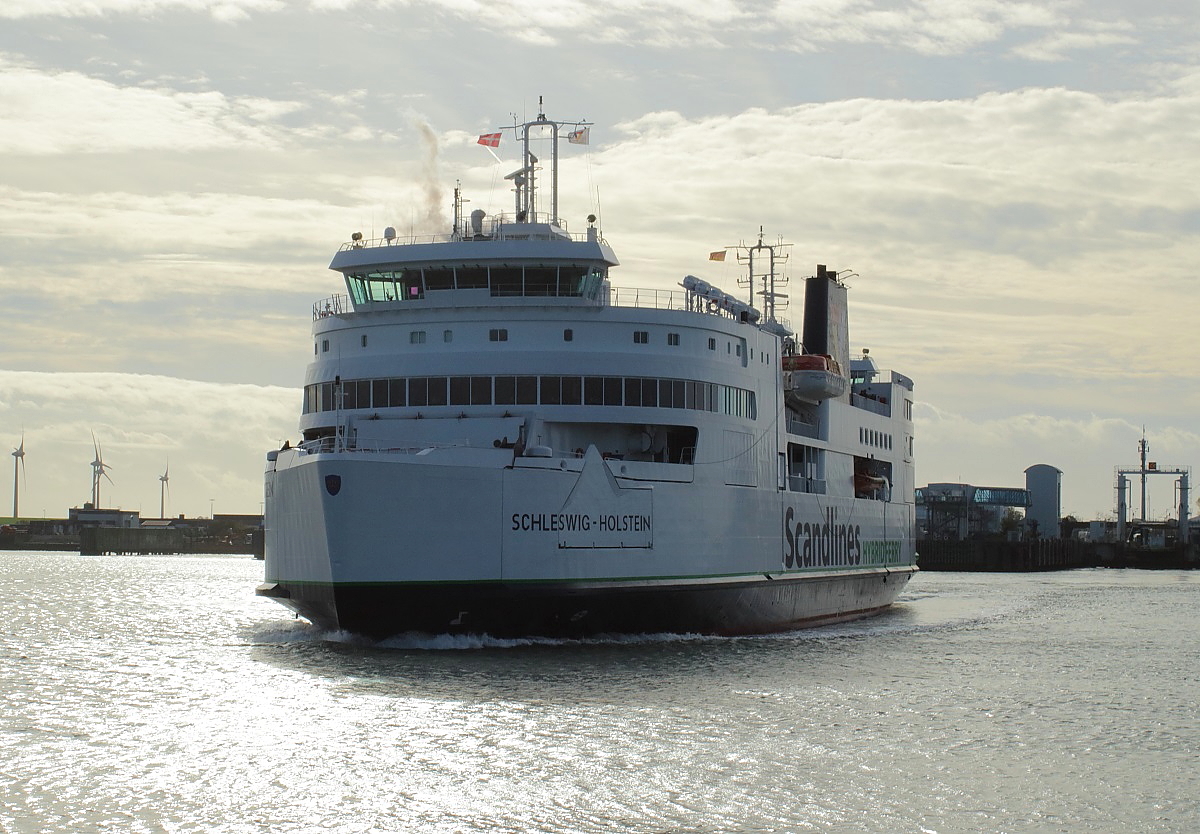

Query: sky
[0,0,1197,523]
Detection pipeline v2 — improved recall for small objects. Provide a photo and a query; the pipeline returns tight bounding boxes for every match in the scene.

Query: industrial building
[918,462,1064,540]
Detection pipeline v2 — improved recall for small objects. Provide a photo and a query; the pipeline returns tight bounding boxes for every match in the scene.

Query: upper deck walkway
[313,285,743,321]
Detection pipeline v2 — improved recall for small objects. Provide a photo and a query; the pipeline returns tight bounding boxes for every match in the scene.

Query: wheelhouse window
[424,268,454,290]
[456,266,489,289]
[347,269,423,303]
[524,266,558,296]
[490,266,523,297]
[560,265,604,297]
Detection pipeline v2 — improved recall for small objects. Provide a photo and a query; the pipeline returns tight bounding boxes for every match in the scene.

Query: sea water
[1,551,1197,833]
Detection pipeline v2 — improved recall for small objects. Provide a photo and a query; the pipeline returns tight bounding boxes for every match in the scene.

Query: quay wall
[918,539,1199,571]
[79,527,265,557]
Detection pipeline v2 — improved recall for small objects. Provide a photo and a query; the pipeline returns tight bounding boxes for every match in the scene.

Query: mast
[452,181,463,237]
[734,229,790,325]
[500,97,591,227]
[1139,428,1148,522]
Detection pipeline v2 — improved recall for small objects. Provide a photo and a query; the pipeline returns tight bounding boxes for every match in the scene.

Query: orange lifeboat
[782,354,847,402]
[781,354,830,372]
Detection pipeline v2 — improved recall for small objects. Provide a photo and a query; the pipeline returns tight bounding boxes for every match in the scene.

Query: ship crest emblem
[325,474,342,496]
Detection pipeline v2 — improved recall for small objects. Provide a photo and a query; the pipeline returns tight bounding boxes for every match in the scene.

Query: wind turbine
[90,433,113,508]
[11,434,25,519]
[159,461,170,519]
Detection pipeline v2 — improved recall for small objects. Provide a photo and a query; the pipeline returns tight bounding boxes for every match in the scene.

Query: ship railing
[298,437,470,455]
[336,212,599,251]
[785,414,820,439]
[314,294,350,319]
[850,392,892,417]
[602,286,690,312]
[313,287,703,319]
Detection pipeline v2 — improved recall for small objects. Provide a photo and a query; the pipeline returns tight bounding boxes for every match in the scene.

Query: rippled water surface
[2,552,1198,833]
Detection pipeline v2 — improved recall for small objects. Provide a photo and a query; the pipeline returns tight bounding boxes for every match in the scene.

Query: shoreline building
[917,483,1031,540]
[1025,464,1063,539]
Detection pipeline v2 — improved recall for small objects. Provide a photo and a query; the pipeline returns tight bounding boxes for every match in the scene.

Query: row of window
[860,427,893,450]
[319,329,735,353]
[346,265,608,304]
[302,374,757,419]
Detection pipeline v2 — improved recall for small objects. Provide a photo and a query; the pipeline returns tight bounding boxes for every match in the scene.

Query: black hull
[257,568,916,639]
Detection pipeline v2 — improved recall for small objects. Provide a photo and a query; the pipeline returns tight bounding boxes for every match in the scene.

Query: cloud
[1,0,1172,62]
[1012,29,1139,62]
[0,57,296,154]
[0,186,338,274]
[774,0,1067,55]
[580,89,1200,374]
[0,0,285,21]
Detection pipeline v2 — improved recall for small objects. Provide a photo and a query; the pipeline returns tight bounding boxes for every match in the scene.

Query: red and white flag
[567,127,590,145]
[477,132,502,147]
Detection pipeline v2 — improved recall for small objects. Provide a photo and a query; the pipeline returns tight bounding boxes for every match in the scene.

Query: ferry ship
[258,105,918,638]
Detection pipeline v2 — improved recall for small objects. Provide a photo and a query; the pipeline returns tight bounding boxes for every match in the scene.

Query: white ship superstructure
[259,105,917,637]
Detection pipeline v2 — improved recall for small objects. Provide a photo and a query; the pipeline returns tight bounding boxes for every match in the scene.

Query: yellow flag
[709,250,726,261]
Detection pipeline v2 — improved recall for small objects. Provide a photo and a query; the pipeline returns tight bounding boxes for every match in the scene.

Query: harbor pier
[917,539,1200,571]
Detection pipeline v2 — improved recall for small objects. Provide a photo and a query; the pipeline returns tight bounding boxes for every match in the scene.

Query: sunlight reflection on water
[2,554,1198,833]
